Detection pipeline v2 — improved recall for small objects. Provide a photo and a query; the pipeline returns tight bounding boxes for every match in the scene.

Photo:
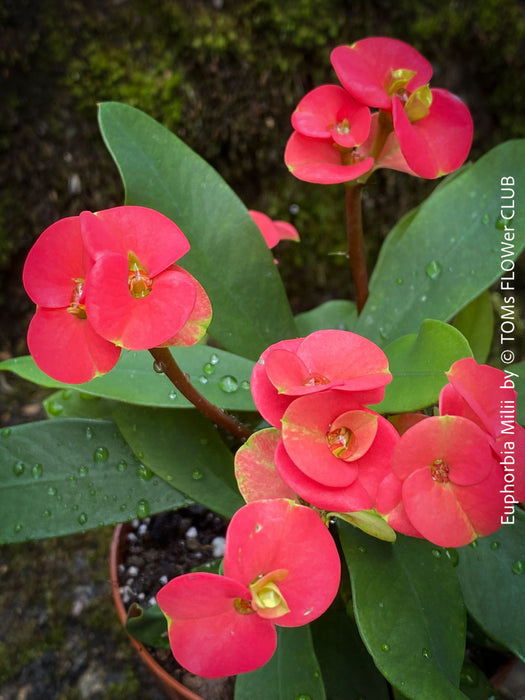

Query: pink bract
[157,499,340,677]
[392,415,504,547]
[276,391,399,512]
[22,216,121,383]
[392,88,473,178]
[331,38,433,110]
[80,207,211,350]
[249,210,300,249]
[251,330,391,427]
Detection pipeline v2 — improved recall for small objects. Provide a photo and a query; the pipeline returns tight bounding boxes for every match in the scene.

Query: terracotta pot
[109,523,204,700]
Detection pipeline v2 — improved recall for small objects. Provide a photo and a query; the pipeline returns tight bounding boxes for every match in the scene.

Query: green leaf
[356,140,525,345]
[295,299,357,335]
[126,602,170,650]
[98,101,297,359]
[459,661,503,700]
[452,292,494,364]
[1,347,256,411]
[311,599,390,700]
[339,522,466,700]
[112,404,243,519]
[510,361,525,425]
[234,626,326,700]
[0,419,188,543]
[456,509,525,663]
[44,390,115,421]
[372,319,472,414]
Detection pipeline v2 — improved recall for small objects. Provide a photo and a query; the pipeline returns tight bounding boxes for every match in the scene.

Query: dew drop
[482,213,489,224]
[42,509,52,518]
[61,389,72,400]
[357,545,367,553]
[202,362,215,375]
[192,469,203,480]
[1,427,12,437]
[511,560,525,574]
[240,380,250,390]
[254,522,262,533]
[168,390,177,400]
[425,260,442,279]
[116,460,128,472]
[198,375,208,384]
[93,446,109,463]
[460,666,478,687]
[120,504,127,512]
[445,548,459,567]
[489,541,500,550]
[47,486,57,496]
[78,465,89,477]
[378,327,388,341]
[47,400,64,416]
[14,523,23,534]
[137,464,153,480]
[422,647,432,659]
[136,499,150,518]
[31,463,43,479]
[431,548,442,559]
[396,277,404,285]
[153,360,167,374]
[469,539,479,548]
[12,460,25,477]
[210,353,220,365]
[380,643,390,652]
[219,375,239,393]
[85,426,94,440]
[78,512,88,526]
[495,215,506,230]
[294,695,312,700]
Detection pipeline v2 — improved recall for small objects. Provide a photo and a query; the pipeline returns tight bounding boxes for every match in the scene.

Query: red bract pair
[238,330,397,514]
[156,499,341,678]
[285,37,473,183]
[248,210,300,249]
[23,206,212,384]
[377,358,525,547]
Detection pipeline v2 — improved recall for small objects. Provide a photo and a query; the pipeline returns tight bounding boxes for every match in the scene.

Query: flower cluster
[22,206,212,384]
[156,498,340,678]
[236,334,524,550]
[285,37,473,183]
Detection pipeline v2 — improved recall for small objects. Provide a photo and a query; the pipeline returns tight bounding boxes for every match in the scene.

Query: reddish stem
[344,184,369,314]
[149,346,253,442]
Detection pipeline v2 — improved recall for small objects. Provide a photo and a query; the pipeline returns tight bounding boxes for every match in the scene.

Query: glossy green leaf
[234,626,325,700]
[311,599,390,700]
[372,319,472,414]
[0,419,188,543]
[0,346,256,411]
[339,522,466,700]
[98,101,297,359]
[356,140,525,345]
[510,361,525,426]
[126,602,170,650]
[452,292,494,364]
[456,510,525,663]
[295,299,357,335]
[459,661,503,700]
[44,390,115,421]
[112,404,243,519]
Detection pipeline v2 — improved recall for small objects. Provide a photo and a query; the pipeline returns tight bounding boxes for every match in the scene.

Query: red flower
[331,38,473,178]
[275,391,399,512]
[251,330,391,427]
[156,499,341,678]
[81,206,211,350]
[23,216,121,383]
[390,415,505,547]
[248,210,300,249]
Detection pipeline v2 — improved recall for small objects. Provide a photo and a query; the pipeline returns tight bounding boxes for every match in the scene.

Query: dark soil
[117,507,235,700]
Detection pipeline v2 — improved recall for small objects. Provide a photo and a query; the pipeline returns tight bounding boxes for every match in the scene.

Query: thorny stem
[149,346,253,441]
[344,184,369,314]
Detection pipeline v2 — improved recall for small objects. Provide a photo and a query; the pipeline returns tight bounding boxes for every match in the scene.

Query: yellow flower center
[386,68,432,122]
[128,252,153,299]
[431,458,450,483]
[249,569,290,619]
[67,278,87,319]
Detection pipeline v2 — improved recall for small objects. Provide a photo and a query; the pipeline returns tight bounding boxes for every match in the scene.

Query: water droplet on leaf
[425,260,442,279]
[153,360,167,374]
[511,560,525,574]
[85,427,94,440]
[219,376,239,393]
[47,486,57,496]
[240,380,250,390]
[42,509,52,518]
[482,213,489,224]
[202,363,215,375]
[381,643,390,652]
[210,353,220,365]
[12,460,25,477]
[168,390,177,400]
[137,464,153,480]
[431,548,442,558]
[93,446,109,463]
[47,400,63,416]
[396,277,404,285]
[445,548,459,566]
[116,460,127,472]
[31,463,43,479]
[136,499,150,518]
[192,469,203,480]
[78,465,89,477]
[490,541,500,550]
[78,512,88,525]
[198,375,208,384]
[422,647,432,659]
[357,545,367,553]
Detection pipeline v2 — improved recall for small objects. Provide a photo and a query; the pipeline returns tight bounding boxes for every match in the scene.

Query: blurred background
[1,0,524,697]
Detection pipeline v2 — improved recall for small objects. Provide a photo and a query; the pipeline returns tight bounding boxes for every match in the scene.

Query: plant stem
[344,184,369,314]
[149,346,253,441]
